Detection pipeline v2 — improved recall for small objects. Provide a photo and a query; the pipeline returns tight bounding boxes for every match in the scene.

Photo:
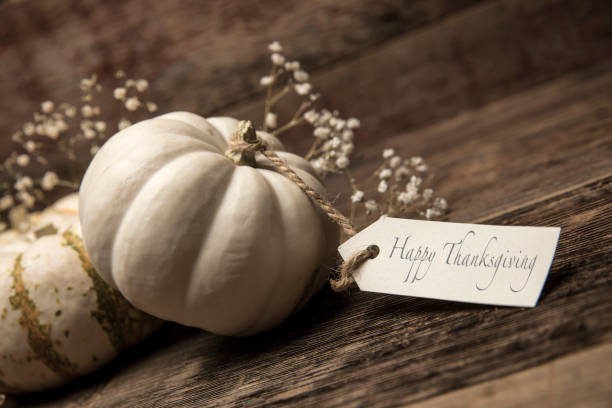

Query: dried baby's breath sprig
[349,150,448,225]
[1,71,159,228]
[259,42,449,229]
[260,41,317,136]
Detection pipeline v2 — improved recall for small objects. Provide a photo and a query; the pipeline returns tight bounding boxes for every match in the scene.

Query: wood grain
[412,343,612,408]
[0,0,481,155]
[9,175,610,407]
[1,0,611,406]
[6,60,612,408]
[230,0,612,152]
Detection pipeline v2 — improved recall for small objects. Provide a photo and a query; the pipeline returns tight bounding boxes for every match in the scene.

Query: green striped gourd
[0,194,161,394]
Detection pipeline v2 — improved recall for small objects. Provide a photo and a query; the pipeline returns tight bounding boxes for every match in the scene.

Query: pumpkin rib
[185,164,280,333]
[8,254,78,379]
[110,152,235,320]
[80,135,221,282]
[105,150,227,290]
[158,112,229,152]
[256,168,328,328]
[228,169,287,336]
[122,116,227,154]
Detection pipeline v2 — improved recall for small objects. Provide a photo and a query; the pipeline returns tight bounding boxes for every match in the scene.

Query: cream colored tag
[338,216,561,307]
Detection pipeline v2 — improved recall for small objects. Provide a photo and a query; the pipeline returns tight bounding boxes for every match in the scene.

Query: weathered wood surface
[413,343,612,408]
[1,0,611,406]
[0,0,482,157]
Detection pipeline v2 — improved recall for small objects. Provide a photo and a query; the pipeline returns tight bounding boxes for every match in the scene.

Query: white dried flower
[271,53,285,66]
[17,191,35,208]
[284,61,300,71]
[260,75,274,87]
[378,180,389,193]
[265,112,278,129]
[146,102,158,113]
[90,145,100,156]
[365,200,379,214]
[416,164,429,172]
[389,156,402,168]
[0,195,14,211]
[293,70,309,82]
[318,109,332,124]
[395,166,410,181]
[383,148,395,159]
[334,119,346,131]
[424,209,436,220]
[44,123,59,139]
[434,197,448,211]
[379,168,392,179]
[41,101,54,113]
[330,137,341,149]
[41,171,59,190]
[410,156,423,166]
[341,142,354,155]
[398,190,418,205]
[350,190,364,203]
[125,97,140,111]
[113,87,127,100]
[24,140,36,152]
[347,118,360,129]
[118,119,132,130]
[303,109,319,123]
[55,119,68,132]
[115,70,126,78]
[309,93,320,102]
[136,79,149,92]
[409,175,422,187]
[14,175,33,190]
[23,122,35,136]
[80,76,96,92]
[64,106,76,117]
[81,104,94,117]
[341,129,354,142]
[313,126,331,139]
[294,83,312,95]
[335,155,349,169]
[268,41,283,53]
[310,158,328,175]
[423,188,434,201]
[94,121,107,132]
[16,154,30,167]
[84,128,96,140]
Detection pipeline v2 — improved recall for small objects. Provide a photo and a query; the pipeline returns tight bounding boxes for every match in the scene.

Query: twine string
[226,120,378,292]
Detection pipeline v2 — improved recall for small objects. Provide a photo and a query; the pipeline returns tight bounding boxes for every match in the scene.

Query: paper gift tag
[338,216,561,307]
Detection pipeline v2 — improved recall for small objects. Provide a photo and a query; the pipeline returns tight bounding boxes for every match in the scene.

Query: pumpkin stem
[224,120,263,167]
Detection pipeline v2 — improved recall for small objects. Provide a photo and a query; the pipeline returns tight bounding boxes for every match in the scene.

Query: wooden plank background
[1,0,611,406]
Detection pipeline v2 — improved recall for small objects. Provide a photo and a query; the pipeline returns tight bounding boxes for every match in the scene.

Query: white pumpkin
[0,194,161,394]
[79,112,339,336]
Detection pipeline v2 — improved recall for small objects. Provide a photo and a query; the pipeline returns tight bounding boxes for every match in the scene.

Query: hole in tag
[367,245,380,259]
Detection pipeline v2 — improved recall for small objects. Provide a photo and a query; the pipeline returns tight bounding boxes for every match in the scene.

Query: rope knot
[330,245,379,292]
